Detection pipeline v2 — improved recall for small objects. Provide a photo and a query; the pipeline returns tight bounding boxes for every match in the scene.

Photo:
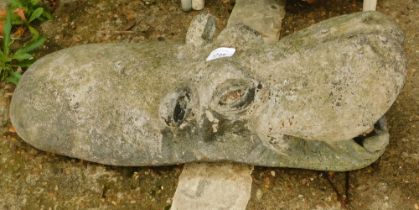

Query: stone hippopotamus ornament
[10,11,406,171]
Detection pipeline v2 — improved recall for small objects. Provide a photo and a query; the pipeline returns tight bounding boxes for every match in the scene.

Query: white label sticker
[206,47,236,61]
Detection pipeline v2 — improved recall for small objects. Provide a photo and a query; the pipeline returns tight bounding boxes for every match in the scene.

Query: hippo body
[10,12,406,170]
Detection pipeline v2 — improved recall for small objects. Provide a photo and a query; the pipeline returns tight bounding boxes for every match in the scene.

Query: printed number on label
[206,47,236,61]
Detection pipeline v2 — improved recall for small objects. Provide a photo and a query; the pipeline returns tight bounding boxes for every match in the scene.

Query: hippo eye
[212,79,255,114]
[160,89,192,127]
[218,86,254,109]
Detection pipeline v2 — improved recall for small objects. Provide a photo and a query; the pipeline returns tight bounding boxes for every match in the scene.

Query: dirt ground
[0,0,418,209]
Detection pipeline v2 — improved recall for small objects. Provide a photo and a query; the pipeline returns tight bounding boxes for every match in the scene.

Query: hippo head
[10,12,406,171]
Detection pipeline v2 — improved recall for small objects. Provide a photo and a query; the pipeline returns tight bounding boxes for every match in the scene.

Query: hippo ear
[214,24,264,50]
[186,13,217,47]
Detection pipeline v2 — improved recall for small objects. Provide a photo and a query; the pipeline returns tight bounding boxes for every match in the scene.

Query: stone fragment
[363,0,377,11]
[181,0,192,12]
[192,0,205,10]
[171,163,253,210]
[227,0,286,43]
[186,13,216,47]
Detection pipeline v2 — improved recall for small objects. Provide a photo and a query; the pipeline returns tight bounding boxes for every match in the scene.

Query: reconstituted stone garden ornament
[10,11,405,172]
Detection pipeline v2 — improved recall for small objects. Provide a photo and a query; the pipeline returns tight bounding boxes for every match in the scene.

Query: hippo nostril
[160,89,192,127]
[173,94,190,124]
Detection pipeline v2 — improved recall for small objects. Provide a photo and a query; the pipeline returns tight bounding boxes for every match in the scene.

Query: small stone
[192,0,204,10]
[270,170,276,177]
[144,0,153,5]
[181,0,192,11]
[132,172,140,180]
[256,189,263,200]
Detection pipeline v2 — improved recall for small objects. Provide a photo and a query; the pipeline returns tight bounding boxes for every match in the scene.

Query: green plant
[0,0,49,85]
[9,0,52,40]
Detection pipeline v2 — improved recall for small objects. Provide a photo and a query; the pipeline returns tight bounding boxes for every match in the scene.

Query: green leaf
[11,60,33,68]
[31,0,41,5]
[5,71,22,85]
[9,0,23,9]
[42,10,53,20]
[28,25,40,40]
[0,55,12,63]
[15,36,46,54]
[29,7,44,22]
[12,52,33,61]
[3,10,12,55]
[11,19,24,25]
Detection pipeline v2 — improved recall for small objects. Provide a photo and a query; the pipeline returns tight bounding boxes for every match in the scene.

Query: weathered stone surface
[10,12,406,170]
[363,0,377,11]
[185,13,216,47]
[192,0,205,11]
[171,163,253,210]
[181,0,192,11]
[227,0,286,43]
